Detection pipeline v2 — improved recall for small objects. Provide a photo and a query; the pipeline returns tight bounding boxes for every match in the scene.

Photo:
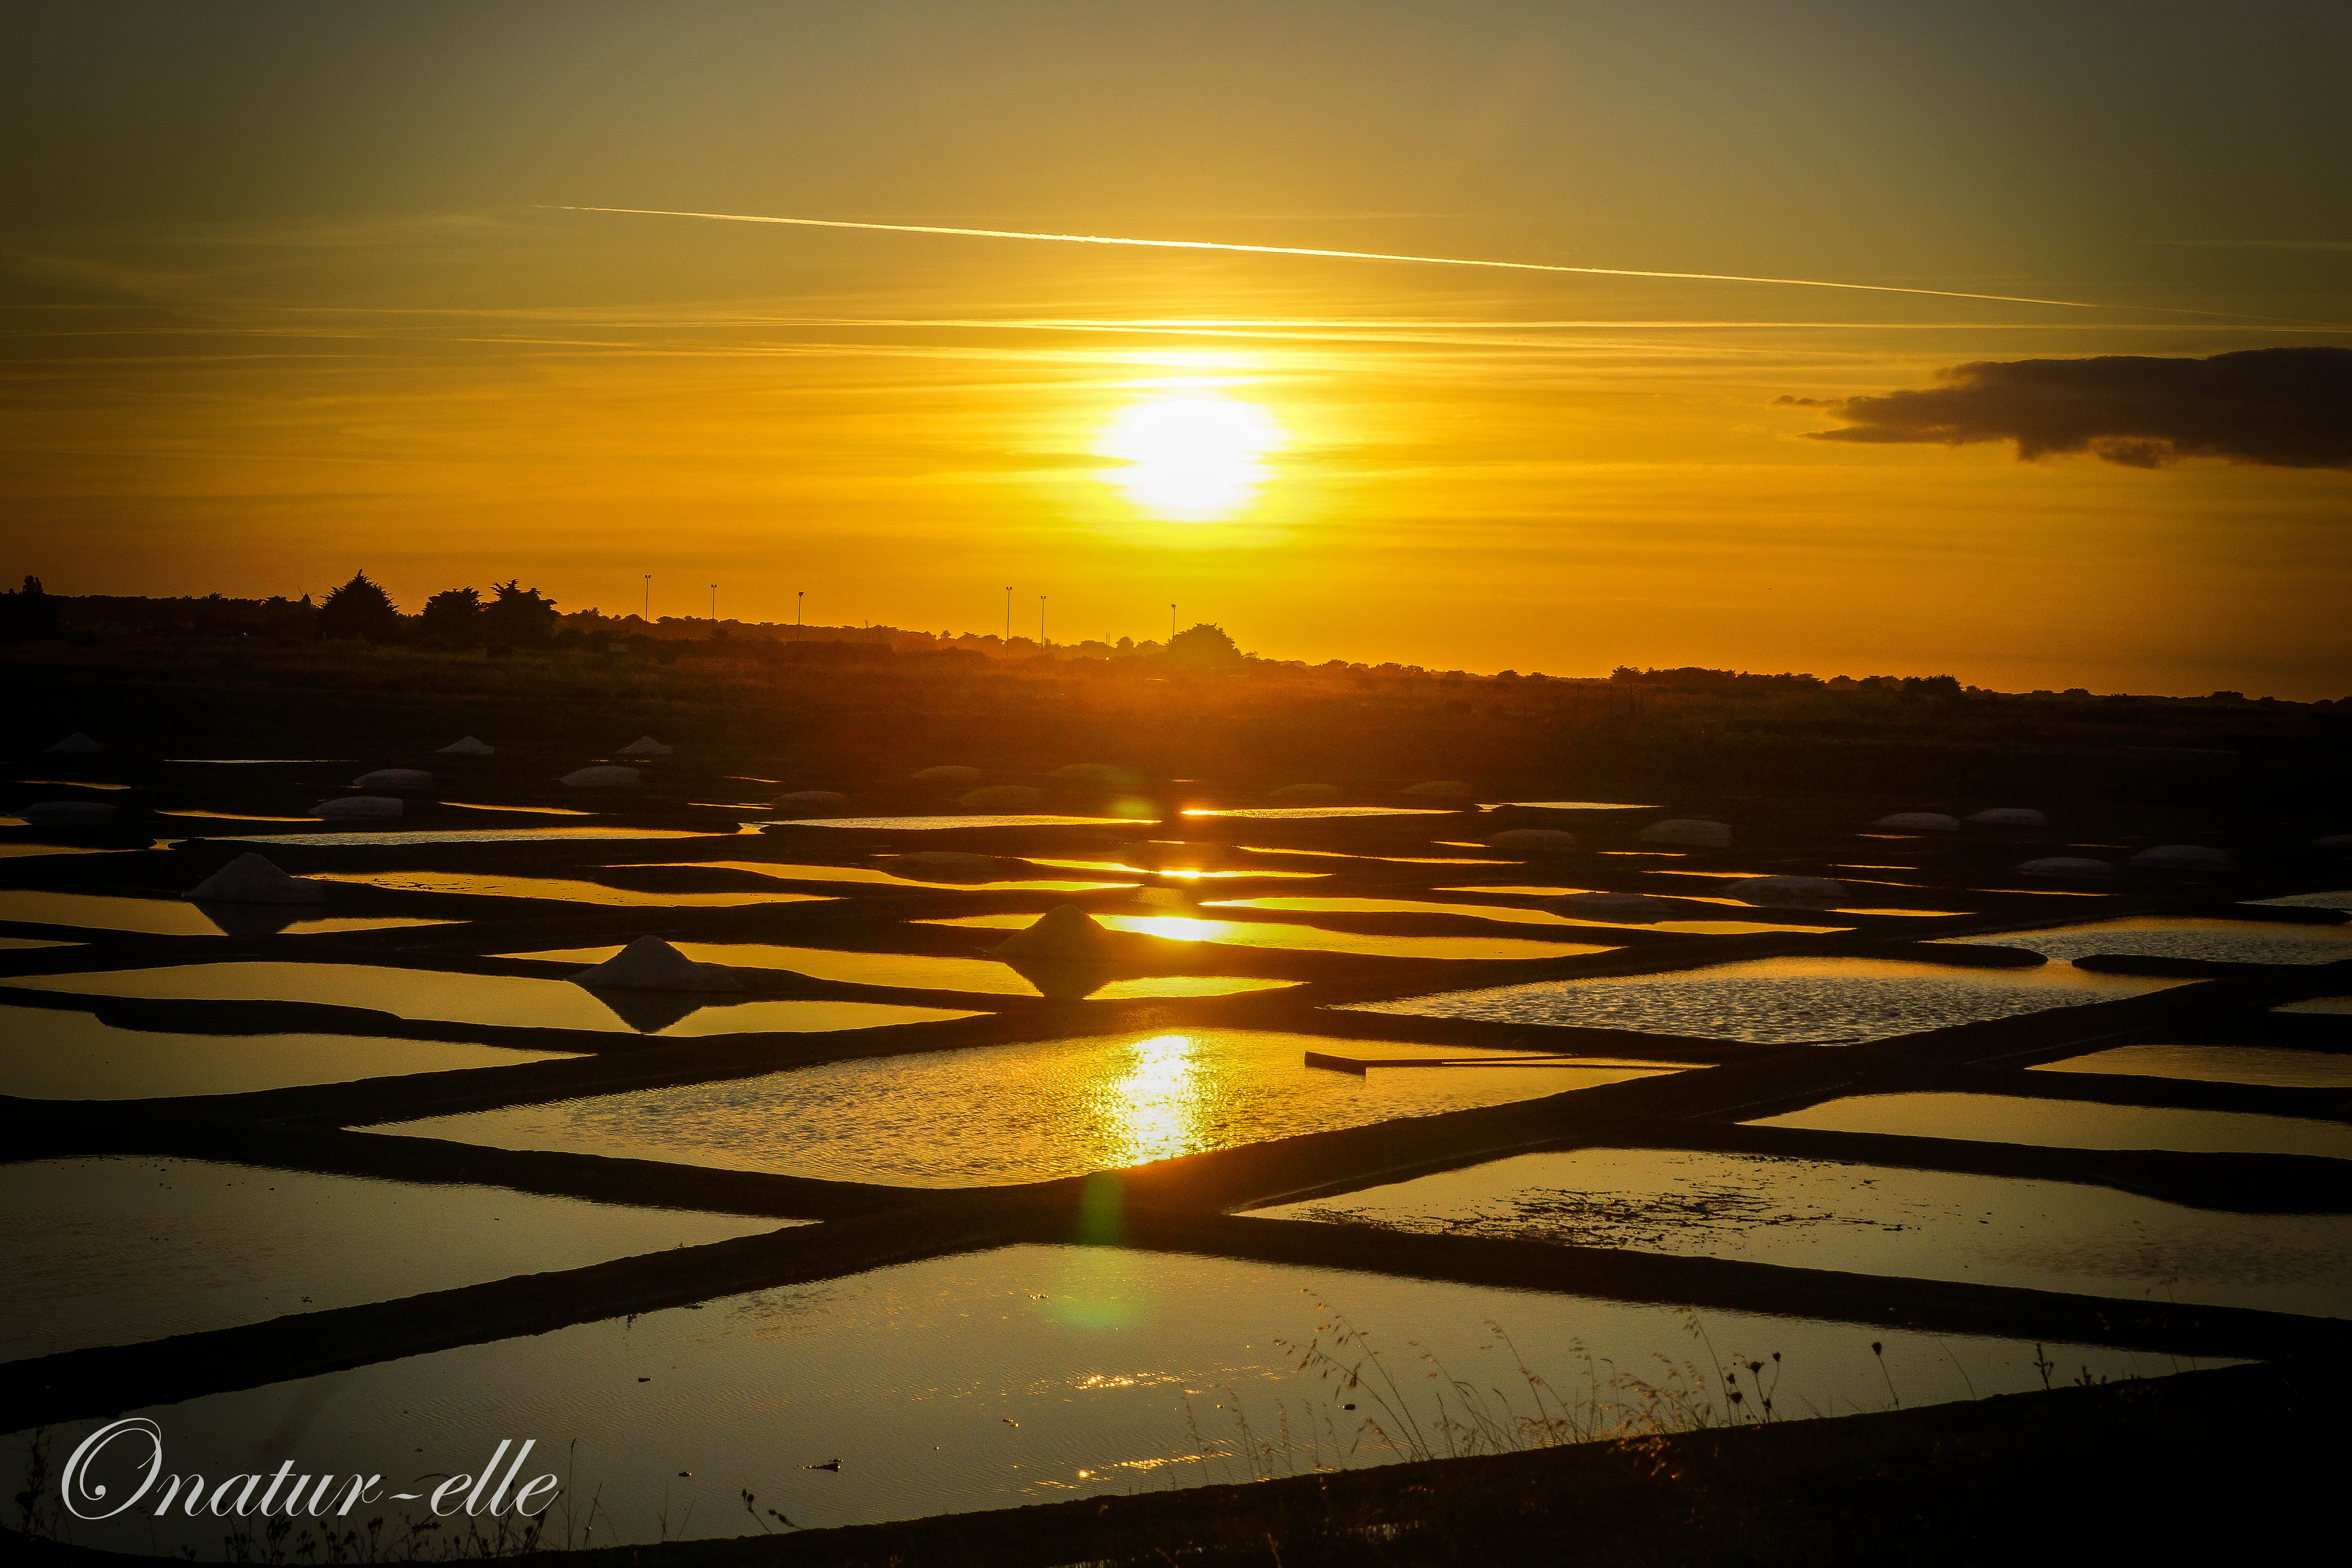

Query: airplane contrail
[551,205,2101,310]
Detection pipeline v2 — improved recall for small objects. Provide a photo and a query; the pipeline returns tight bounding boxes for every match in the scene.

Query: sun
[1097,394,1287,522]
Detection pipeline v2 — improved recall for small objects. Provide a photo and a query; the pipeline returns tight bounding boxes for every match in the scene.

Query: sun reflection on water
[1106,1033,1203,1167]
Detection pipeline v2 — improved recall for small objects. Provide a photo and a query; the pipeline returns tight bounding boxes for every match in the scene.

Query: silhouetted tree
[317,570,399,640]
[1167,622,1242,665]
[418,586,483,641]
[480,579,557,644]
[0,575,59,641]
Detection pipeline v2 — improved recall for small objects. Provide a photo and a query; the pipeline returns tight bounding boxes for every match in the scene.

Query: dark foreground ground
[16,1361,2326,1566]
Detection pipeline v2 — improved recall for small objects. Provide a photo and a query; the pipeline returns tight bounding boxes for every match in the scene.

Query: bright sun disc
[1098,395,1286,522]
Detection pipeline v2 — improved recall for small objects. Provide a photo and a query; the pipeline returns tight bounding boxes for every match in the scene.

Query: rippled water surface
[1254,1148,2352,1318]
[2029,1042,2352,1089]
[772,815,1154,830]
[633,859,1137,892]
[924,913,1617,962]
[15,1243,2182,1554]
[0,889,450,937]
[1340,958,2176,1044]
[1937,916,2352,966]
[1237,893,1832,937]
[307,871,834,907]
[1746,1092,2352,1160]
[510,943,1296,1001]
[0,1156,788,1361]
[0,1004,573,1098]
[367,1029,1634,1184]
[2,962,979,1036]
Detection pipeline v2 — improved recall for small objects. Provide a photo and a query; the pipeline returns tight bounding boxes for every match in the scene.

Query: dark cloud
[1784,347,2352,469]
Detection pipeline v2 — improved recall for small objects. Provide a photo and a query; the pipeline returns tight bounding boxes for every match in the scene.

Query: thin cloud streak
[553,205,2105,310]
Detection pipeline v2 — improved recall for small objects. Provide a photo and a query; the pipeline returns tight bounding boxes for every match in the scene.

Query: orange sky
[5,2,2348,695]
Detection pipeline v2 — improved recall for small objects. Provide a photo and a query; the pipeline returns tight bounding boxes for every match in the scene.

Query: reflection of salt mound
[1052,762,1137,788]
[913,765,982,785]
[44,732,104,754]
[886,851,1000,881]
[960,784,1044,811]
[2131,844,2238,873]
[193,902,307,938]
[615,736,673,757]
[1874,812,1959,833]
[1726,875,1846,907]
[771,790,849,814]
[25,800,117,826]
[437,736,495,756]
[182,852,326,904]
[1548,891,1684,923]
[561,766,642,788]
[1270,783,1340,801]
[2017,857,2114,878]
[1404,780,1474,800]
[353,768,434,790]
[572,935,744,991]
[1640,818,1731,848]
[1487,828,1578,856]
[995,904,1118,961]
[1969,808,2049,828]
[314,796,402,820]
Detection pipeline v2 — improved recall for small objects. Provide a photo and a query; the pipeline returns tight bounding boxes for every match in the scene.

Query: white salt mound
[913,765,982,786]
[995,904,1118,962]
[2017,857,2114,878]
[1639,818,1732,848]
[25,800,118,826]
[960,784,1045,811]
[314,795,403,820]
[771,790,850,813]
[561,766,642,788]
[573,935,743,992]
[1968,808,2049,829]
[182,853,327,905]
[887,851,1002,880]
[44,732,104,755]
[1874,812,1960,833]
[2130,844,2238,873]
[437,736,495,756]
[1726,875,1847,907]
[353,768,434,790]
[1548,891,1685,923]
[615,736,673,757]
[1269,783,1340,801]
[1404,780,1475,799]
[1487,828,1579,855]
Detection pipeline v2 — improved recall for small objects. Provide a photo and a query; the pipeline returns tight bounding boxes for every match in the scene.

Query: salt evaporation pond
[0,1157,788,1362]
[0,889,452,938]
[365,1029,1662,1184]
[1253,1148,2352,1318]
[771,815,1155,830]
[0,962,979,1037]
[1340,957,2178,1045]
[510,943,1296,1001]
[1746,1092,2352,1160]
[925,913,1619,963]
[1220,893,1832,937]
[2248,889,2352,911]
[307,871,835,907]
[9,1243,2183,1554]
[633,859,1138,892]
[0,1003,575,1099]
[1936,916,2352,966]
[2030,1042,2352,1089]
[1180,806,1455,819]
[236,827,720,846]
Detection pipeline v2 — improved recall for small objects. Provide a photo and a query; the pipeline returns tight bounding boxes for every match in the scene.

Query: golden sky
[5,2,2348,695]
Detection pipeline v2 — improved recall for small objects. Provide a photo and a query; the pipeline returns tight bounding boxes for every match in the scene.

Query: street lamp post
[1004,586,1012,642]
[796,590,804,639]
[709,584,717,624]
[642,575,651,621]
[1039,595,1047,648]
[1169,603,1176,642]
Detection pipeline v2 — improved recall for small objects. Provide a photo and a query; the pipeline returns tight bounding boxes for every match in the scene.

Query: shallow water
[923,913,1618,963]
[508,943,1297,1002]
[2248,889,2352,911]
[1746,1091,2352,1160]
[0,842,135,858]
[633,859,1137,892]
[1486,801,1657,810]
[1255,1148,2352,1318]
[0,1157,788,1362]
[1180,806,1456,819]
[1937,916,2352,966]
[367,1029,1644,1184]
[0,889,451,938]
[1236,893,1832,938]
[1241,846,1512,866]
[0,936,76,949]
[2029,1042,2352,1089]
[2278,996,2352,1015]
[771,815,1155,830]
[236,827,720,846]
[2,963,980,1037]
[156,808,320,823]
[0,1004,574,1099]
[307,871,835,908]
[13,1243,2190,1553]
[1340,957,2178,1045]
[1027,857,1326,880]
